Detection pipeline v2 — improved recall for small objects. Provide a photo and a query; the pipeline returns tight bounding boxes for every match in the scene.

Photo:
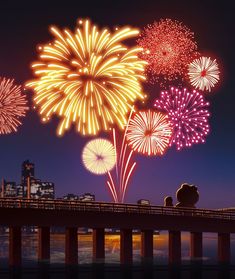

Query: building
[21,160,35,186]
[79,193,95,202]
[63,193,79,200]
[0,180,17,198]
[16,184,24,198]
[40,182,54,199]
[1,160,55,199]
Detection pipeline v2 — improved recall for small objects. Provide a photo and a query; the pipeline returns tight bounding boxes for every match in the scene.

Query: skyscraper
[21,160,35,186]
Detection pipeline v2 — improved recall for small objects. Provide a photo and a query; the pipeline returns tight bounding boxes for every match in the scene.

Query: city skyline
[1,159,55,199]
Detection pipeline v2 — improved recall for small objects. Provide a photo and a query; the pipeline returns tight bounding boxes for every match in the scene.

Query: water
[0,231,235,278]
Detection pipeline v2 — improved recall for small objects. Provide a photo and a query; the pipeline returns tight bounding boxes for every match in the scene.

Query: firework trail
[107,126,137,203]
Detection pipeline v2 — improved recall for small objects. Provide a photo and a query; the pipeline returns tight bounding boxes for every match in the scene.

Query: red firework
[154,87,210,150]
[137,18,199,83]
[0,78,28,135]
[126,109,172,156]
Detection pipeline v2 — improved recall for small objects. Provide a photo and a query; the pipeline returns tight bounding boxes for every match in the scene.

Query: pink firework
[0,78,28,135]
[154,87,210,150]
[188,56,220,92]
[137,18,199,83]
[126,110,172,156]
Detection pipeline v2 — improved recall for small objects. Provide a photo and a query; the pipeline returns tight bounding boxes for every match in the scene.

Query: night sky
[0,0,234,209]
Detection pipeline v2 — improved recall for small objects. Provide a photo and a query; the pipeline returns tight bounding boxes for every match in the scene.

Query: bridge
[0,198,234,266]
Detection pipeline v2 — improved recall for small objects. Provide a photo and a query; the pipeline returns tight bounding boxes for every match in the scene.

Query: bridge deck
[0,198,235,233]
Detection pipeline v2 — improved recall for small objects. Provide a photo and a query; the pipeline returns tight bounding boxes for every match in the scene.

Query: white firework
[82,138,116,175]
[188,56,220,92]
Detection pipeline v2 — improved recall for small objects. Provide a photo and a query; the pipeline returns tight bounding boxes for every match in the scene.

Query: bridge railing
[0,198,234,220]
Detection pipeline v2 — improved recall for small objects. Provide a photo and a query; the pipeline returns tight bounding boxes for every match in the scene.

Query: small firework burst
[154,87,210,150]
[82,138,116,175]
[137,18,198,83]
[27,19,147,136]
[126,109,172,156]
[0,78,28,135]
[188,56,220,92]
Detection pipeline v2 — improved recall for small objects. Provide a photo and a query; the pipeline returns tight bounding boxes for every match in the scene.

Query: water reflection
[3,264,235,279]
[0,232,235,278]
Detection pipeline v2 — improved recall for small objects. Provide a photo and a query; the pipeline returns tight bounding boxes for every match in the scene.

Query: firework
[27,19,147,136]
[107,126,137,203]
[188,56,220,92]
[137,18,198,83]
[82,138,116,175]
[0,78,28,135]
[126,110,172,156]
[154,87,210,150]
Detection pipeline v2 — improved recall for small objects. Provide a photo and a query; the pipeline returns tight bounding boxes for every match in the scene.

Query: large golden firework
[26,19,147,136]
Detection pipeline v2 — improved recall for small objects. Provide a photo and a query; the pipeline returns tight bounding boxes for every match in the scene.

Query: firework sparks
[27,19,147,136]
[188,56,220,92]
[137,18,198,83]
[0,78,28,135]
[82,138,116,176]
[154,87,210,150]
[126,110,172,156]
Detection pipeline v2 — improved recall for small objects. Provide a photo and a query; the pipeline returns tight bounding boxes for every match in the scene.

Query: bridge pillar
[169,231,181,265]
[65,227,78,265]
[190,232,202,262]
[9,226,21,266]
[120,229,132,264]
[141,229,153,260]
[38,226,50,261]
[218,233,230,264]
[93,228,105,261]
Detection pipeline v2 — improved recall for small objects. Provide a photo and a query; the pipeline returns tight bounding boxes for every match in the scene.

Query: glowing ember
[154,87,210,150]
[188,56,220,92]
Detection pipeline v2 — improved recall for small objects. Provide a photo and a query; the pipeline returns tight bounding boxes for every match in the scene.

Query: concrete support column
[190,232,202,261]
[120,229,132,264]
[38,226,50,261]
[65,227,78,265]
[169,231,181,265]
[141,230,153,259]
[218,233,230,264]
[9,226,22,266]
[93,228,105,260]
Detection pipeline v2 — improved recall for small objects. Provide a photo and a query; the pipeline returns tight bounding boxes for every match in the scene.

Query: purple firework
[154,87,210,150]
